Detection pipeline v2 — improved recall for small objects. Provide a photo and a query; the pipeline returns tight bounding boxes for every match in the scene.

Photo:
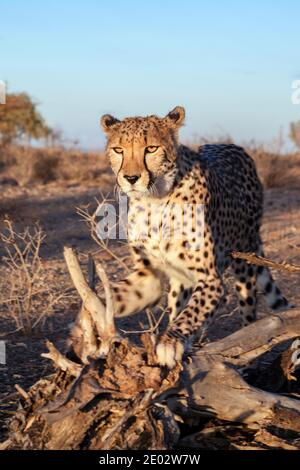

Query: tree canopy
[0,92,51,147]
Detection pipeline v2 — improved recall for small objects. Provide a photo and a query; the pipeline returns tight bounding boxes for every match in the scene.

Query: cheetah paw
[156,335,185,369]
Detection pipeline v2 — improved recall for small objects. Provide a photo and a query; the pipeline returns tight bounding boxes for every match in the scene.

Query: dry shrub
[185,135,300,189]
[0,144,17,169]
[1,140,300,190]
[249,148,300,189]
[0,146,4,169]
[0,145,58,183]
[29,150,59,183]
[57,149,109,182]
[0,218,68,334]
[0,144,109,185]
[184,133,233,151]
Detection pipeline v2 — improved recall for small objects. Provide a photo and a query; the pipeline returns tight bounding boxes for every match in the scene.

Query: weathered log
[167,309,300,431]
[196,308,300,365]
[169,354,300,428]
[2,248,300,450]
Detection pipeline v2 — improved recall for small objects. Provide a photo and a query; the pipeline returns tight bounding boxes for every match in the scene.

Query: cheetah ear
[165,106,185,129]
[100,114,120,133]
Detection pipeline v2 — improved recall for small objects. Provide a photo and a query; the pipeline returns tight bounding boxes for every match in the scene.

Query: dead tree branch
[196,308,300,365]
[231,251,300,273]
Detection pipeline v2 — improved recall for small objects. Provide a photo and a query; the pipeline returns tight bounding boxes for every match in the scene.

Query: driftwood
[1,247,300,450]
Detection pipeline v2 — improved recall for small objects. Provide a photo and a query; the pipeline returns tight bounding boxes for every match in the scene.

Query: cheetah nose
[124,174,140,185]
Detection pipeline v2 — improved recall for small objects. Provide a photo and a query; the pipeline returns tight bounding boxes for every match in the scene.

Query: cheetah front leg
[156,276,225,368]
[111,265,163,317]
[167,279,192,322]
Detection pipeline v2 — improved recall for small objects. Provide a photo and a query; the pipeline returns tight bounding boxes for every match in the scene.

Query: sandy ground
[0,178,300,441]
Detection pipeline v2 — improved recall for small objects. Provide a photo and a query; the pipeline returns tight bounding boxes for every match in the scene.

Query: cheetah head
[100,106,185,198]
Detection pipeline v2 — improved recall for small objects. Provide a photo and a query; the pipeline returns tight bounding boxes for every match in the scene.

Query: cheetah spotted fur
[100,106,291,368]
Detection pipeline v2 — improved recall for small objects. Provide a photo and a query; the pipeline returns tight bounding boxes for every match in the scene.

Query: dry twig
[77,193,130,273]
[231,251,300,273]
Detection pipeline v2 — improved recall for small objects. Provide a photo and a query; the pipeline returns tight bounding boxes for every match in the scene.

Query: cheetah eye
[145,146,159,154]
[112,147,123,154]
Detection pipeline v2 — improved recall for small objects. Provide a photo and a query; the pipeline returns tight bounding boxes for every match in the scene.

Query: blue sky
[1,0,300,149]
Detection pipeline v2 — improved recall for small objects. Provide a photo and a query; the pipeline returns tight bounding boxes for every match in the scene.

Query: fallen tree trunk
[170,351,300,428]
[1,248,300,450]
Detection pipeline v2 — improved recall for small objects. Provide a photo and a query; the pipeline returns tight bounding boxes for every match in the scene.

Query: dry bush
[184,133,233,150]
[0,143,18,169]
[290,121,300,150]
[0,144,110,186]
[185,135,300,189]
[0,145,59,183]
[29,150,59,183]
[1,139,300,190]
[0,219,68,334]
[249,147,300,189]
[58,149,109,183]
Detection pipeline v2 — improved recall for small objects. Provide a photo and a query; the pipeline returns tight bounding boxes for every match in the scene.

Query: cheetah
[100,106,291,368]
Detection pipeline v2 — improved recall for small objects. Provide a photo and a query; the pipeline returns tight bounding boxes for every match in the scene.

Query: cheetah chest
[128,200,197,285]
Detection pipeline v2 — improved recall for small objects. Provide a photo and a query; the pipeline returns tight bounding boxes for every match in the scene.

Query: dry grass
[0,218,70,334]
[0,144,109,185]
[0,141,300,190]
[186,135,300,190]
[249,148,300,189]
